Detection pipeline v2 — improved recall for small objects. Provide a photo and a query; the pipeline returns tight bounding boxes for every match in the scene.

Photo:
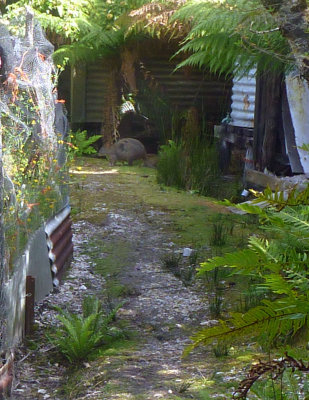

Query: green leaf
[198,248,259,275]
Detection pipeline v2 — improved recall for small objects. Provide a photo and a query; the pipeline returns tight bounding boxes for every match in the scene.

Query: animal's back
[107,138,147,165]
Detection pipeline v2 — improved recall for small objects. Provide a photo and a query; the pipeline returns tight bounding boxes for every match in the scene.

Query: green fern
[190,183,309,355]
[69,130,101,156]
[49,297,123,363]
[185,298,308,356]
[174,0,290,76]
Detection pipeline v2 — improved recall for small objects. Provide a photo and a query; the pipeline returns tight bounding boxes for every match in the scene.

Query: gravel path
[12,168,216,400]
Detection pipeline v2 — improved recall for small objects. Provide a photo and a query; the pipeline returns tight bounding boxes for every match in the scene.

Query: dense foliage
[187,185,309,396]
[3,0,175,65]
[174,0,290,76]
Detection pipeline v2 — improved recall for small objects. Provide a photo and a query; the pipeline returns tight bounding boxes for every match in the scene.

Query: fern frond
[250,185,309,210]
[198,248,260,275]
[56,313,82,343]
[278,209,309,235]
[185,299,308,355]
[261,274,296,296]
[174,0,289,76]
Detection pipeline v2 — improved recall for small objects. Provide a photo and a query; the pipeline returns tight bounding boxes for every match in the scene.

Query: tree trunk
[121,48,138,95]
[262,0,309,82]
[253,72,283,171]
[101,61,120,147]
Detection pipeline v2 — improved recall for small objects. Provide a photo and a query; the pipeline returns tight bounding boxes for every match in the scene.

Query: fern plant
[48,296,123,363]
[186,184,309,354]
[69,130,101,156]
[173,0,290,77]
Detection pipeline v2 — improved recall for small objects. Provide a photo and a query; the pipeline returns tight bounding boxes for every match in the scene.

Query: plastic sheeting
[286,73,309,174]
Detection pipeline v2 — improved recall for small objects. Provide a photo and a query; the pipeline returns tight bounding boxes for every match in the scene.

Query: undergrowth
[47,296,125,364]
[156,139,240,199]
[186,183,309,398]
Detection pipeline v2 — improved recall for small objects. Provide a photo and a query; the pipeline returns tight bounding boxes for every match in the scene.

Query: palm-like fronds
[174,0,291,76]
[185,298,308,355]
[49,297,123,363]
[127,0,188,40]
[191,183,309,355]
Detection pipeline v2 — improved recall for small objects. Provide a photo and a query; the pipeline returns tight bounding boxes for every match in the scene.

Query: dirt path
[13,159,238,399]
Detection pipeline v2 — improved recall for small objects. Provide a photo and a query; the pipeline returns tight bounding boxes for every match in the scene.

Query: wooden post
[25,275,35,336]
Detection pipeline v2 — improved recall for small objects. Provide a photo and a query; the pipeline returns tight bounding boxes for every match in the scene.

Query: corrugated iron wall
[71,57,231,124]
[85,63,109,122]
[230,68,256,128]
[140,58,231,120]
[45,205,73,286]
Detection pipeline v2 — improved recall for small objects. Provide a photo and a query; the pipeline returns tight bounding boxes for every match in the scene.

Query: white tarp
[286,73,309,174]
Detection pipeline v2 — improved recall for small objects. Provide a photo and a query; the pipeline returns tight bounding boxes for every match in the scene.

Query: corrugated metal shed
[71,57,232,124]
[71,62,109,123]
[140,58,231,119]
[85,63,109,122]
[230,69,256,128]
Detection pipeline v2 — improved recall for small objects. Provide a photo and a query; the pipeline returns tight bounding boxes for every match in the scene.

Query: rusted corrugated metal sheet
[230,69,256,128]
[45,206,73,286]
[140,58,231,120]
[85,63,109,122]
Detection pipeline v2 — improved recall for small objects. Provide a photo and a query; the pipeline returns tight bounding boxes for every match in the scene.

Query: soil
[12,158,242,400]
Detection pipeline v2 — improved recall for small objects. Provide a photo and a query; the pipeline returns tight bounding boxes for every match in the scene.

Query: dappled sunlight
[157,368,181,376]
[69,168,119,175]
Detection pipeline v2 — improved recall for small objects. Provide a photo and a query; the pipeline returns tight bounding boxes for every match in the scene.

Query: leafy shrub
[186,184,309,353]
[48,296,123,363]
[69,130,101,156]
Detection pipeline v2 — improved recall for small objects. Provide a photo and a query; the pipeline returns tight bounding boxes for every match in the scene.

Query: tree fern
[173,0,290,76]
[198,248,261,275]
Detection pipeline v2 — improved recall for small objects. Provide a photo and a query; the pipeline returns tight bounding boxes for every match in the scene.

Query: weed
[236,285,268,313]
[212,342,230,358]
[181,265,196,286]
[209,221,227,246]
[209,291,223,318]
[177,380,192,393]
[157,140,185,189]
[198,389,212,400]
[189,250,199,266]
[160,252,182,277]
[187,141,222,197]
[203,266,231,290]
